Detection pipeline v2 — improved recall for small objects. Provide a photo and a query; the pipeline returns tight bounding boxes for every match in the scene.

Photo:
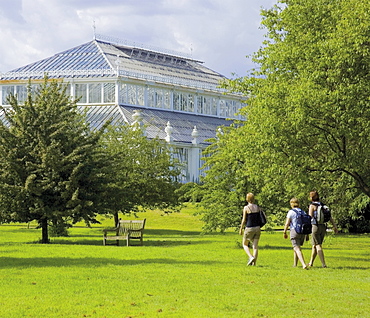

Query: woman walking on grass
[283,197,309,270]
[239,193,262,266]
[308,191,338,268]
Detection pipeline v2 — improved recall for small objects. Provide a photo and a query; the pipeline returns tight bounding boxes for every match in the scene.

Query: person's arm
[239,206,247,235]
[283,217,290,239]
[308,204,315,218]
[330,217,338,234]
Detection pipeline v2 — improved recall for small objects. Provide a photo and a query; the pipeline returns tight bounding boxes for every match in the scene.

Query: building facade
[0,34,244,183]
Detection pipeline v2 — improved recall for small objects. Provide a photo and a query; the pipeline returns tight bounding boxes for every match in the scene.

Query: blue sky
[0,0,277,77]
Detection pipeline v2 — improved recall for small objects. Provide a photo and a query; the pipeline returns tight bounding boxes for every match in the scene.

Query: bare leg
[293,246,308,269]
[252,239,259,265]
[309,245,317,266]
[293,251,298,267]
[315,244,326,267]
[243,238,254,260]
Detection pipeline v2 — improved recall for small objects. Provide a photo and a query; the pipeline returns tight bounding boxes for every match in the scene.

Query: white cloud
[0,0,277,77]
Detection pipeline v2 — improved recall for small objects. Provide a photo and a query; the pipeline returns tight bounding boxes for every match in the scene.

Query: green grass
[0,205,369,318]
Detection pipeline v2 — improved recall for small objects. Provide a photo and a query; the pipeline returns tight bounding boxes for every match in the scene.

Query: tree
[0,77,112,243]
[195,0,370,231]
[102,124,181,226]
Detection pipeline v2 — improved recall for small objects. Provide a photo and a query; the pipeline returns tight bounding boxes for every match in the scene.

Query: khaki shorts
[290,229,305,247]
[243,226,261,241]
[312,224,326,245]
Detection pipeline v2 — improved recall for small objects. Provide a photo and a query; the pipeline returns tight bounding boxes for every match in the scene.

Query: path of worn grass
[0,206,369,317]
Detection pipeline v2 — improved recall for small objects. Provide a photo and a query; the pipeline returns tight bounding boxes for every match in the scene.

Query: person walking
[283,198,309,270]
[307,191,338,268]
[239,193,263,266]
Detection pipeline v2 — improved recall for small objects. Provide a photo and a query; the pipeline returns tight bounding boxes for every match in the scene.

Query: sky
[0,0,278,78]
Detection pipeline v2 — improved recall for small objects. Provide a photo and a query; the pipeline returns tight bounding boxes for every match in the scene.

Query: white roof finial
[165,121,173,143]
[191,126,199,145]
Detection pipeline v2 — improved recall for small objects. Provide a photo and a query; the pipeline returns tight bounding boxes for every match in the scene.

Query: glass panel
[61,83,71,99]
[163,89,171,109]
[173,147,189,182]
[103,83,115,103]
[219,99,226,117]
[211,97,218,116]
[156,89,163,108]
[137,85,144,106]
[225,100,232,117]
[16,85,27,104]
[75,84,87,103]
[187,94,194,112]
[89,83,101,103]
[148,87,156,108]
[127,84,136,105]
[197,95,204,114]
[173,92,180,110]
[120,83,127,104]
[30,84,39,100]
[180,93,187,111]
[2,86,14,105]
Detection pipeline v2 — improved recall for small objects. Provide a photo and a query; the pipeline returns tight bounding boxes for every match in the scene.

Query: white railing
[0,69,116,79]
[1,68,232,93]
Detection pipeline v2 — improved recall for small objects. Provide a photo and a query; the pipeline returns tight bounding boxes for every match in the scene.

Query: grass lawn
[0,204,369,318]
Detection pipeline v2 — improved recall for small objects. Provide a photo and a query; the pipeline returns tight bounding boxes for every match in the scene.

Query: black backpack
[312,202,331,224]
[292,208,312,234]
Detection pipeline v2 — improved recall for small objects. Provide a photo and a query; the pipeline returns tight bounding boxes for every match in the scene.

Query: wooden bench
[103,219,146,246]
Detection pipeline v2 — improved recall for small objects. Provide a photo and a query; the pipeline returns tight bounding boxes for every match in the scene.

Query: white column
[189,126,201,183]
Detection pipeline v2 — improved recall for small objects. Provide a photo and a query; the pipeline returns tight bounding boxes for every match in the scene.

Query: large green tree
[102,125,181,226]
[196,0,370,231]
[0,78,112,243]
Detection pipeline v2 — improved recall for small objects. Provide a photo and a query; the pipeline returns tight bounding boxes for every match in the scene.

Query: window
[16,86,27,103]
[173,147,189,182]
[173,92,194,112]
[103,83,115,103]
[89,83,101,103]
[2,86,14,105]
[75,84,87,103]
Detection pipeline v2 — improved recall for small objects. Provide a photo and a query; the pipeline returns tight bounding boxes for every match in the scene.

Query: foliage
[176,182,203,203]
[0,77,112,243]
[102,124,181,225]
[195,0,370,232]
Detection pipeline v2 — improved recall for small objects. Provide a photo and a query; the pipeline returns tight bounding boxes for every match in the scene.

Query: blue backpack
[292,208,312,234]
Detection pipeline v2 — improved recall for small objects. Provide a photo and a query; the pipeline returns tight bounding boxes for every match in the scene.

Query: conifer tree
[0,77,112,243]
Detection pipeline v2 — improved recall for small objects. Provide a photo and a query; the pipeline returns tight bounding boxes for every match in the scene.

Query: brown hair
[310,191,319,201]
[246,193,255,204]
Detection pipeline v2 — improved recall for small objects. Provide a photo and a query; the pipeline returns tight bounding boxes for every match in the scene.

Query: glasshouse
[0,34,244,183]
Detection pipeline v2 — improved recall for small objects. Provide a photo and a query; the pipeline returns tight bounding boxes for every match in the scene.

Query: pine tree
[0,77,111,243]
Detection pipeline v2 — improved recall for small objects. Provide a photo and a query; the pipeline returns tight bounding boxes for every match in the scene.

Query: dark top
[246,207,261,228]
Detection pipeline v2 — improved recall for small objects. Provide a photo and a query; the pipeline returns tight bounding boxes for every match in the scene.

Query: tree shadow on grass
[0,256,219,268]
[261,244,293,250]
[36,228,210,246]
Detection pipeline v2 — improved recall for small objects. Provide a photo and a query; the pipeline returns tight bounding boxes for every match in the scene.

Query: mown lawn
[0,205,369,317]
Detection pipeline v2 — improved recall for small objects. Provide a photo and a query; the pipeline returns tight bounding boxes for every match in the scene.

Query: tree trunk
[40,218,50,244]
[114,212,119,227]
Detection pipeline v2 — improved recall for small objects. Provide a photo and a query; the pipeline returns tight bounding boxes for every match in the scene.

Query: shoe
[303,265,309,270]
[247,257,255,266]
[307,263,313,267]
